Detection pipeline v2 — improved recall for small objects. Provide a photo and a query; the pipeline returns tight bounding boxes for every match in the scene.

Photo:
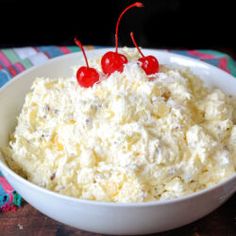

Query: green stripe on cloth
[2,49,21,64]
[227,60,236,76]
[67,46,79,53]
[20,59,33,69]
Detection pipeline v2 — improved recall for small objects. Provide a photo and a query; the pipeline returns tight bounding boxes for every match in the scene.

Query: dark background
[1,0,235,56]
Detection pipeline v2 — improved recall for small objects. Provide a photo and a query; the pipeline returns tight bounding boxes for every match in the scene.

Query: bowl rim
[0,48,236,207]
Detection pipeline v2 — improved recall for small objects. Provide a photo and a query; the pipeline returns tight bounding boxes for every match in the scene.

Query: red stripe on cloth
[33,47,40,52]
[44,52,50,58]
[59,46,71,54]
[8,65,18,77]
[14,63,25,72]
[219,58,230,73]
[188,50,215,60]
[0,52,11,67]
[1,205,17,213]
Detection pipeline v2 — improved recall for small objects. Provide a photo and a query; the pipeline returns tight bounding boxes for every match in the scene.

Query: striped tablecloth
[0,46,236,212]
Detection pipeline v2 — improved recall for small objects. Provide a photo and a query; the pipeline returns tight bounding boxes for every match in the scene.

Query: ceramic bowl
[0,49,236,235]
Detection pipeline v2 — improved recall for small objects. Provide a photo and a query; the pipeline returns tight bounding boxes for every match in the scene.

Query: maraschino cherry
[130,32,159,75]
[101,2,143,75]
[74,38,100,88]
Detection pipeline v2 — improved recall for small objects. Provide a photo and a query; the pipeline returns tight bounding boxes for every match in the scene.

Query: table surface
[0,194,235,236]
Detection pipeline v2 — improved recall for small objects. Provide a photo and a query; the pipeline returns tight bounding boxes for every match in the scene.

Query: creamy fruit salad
[3,48,236,202]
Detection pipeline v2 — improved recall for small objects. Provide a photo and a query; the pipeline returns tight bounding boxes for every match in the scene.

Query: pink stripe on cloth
[0,52,11,67]
[219,58,230,73]
[188,50,215,60]
[59,46,71,54]
[0,177,14,205]
[0,177,14,192]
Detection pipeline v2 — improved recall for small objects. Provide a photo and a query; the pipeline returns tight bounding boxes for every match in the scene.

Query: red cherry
[76,67,100,88]
[74,38,99,88]
[130,32,159,75]
[101,2,144,75]
[138,56,159,75]
[101,51,128,75]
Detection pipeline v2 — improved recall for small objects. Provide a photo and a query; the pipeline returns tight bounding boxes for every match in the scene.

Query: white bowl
[0,49,236,235]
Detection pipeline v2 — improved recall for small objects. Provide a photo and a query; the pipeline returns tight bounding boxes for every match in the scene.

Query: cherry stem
[74,37,90,68]
[115,2,143,53]
[130,32,145,58]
